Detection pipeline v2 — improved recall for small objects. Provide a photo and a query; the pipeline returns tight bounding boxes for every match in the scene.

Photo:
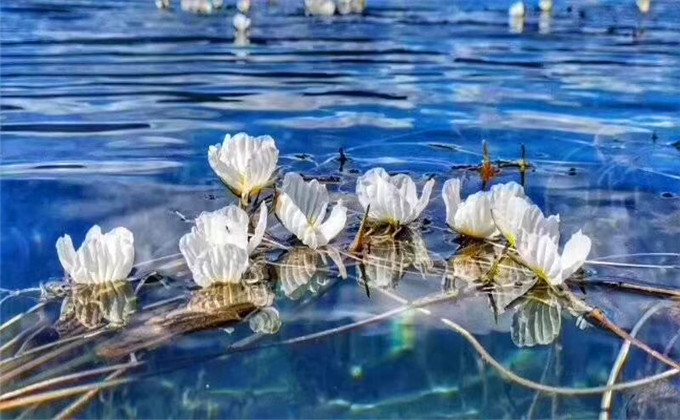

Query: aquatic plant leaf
[488,257,538,315]
[278,247,324,299]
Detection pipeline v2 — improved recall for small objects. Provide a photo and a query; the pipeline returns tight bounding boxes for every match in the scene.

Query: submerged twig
[526,346,553,419]
[599,302,670,420]
[567,277,680,299]
[54,356,136,420]
[0,379,130,412]
[584,306,680,371]
[0,361,141,402]
[372,286,680,396]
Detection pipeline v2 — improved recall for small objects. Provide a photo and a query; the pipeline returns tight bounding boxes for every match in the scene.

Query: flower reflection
[442,242,562,347]
[358,228,432,289]
[277,246,346,299]
[98,279,275,359]
[443,243,537,312]
[58,280,136,332]
[187,281,273,313]
[511,285,562,347]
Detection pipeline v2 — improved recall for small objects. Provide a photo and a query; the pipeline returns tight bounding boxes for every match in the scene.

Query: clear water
[1,0,680,418]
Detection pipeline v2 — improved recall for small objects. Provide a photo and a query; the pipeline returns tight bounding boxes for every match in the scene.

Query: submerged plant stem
[371,286,680,396]
[566,278,680,299]
[599,302,670,420]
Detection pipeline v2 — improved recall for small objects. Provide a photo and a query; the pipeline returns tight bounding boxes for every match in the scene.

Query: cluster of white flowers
[442,178,591,286]
[55,132,591,290]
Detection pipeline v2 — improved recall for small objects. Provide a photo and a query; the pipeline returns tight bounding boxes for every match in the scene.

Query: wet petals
[56,225,135,285]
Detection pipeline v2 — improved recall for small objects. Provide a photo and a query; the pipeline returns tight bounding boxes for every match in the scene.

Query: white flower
[275,173,347,249]
[491,194,560,248]
[509,0,525,17]
[208,132,279,204]
[237,0,250,13]
[443,180,524,239]
[56,225,135,285]
[233,13,251,32]
[179,240,248,288]
[516,229,592,286]
[179,204,266,287]
[188,204,267,255]
[305,0,335,16]
[356,168,435,226]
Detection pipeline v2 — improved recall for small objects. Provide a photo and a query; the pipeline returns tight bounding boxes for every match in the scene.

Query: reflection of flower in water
[359,228,432,289]
[442,243,562,345]
[97,280,274,359]
[511,285,562,347]
[187,282,273,313]
[58,280,136,332]
[443,242,500,288]
[277,247,345,299]
[444,243,537,312]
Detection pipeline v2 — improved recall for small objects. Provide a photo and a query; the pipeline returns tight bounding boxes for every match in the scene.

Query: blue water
[1,0,680,418]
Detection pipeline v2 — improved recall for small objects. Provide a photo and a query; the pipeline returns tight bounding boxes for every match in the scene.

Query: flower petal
[281,173,329,226]
[318,201,347,246]
[56,234,77,277]
[192,245,249,287]
[412,177,435,222]
[356,168,419,224]
[275,189,315,247]
[521,205,560,244]
[453,191,498,239]
[442,178,462,228]
[208,143,243,193]
[492,195,532,246]
[248,202,268,254]
[516,228,562,285]
[208,133,279,199]
[559,230,591,281]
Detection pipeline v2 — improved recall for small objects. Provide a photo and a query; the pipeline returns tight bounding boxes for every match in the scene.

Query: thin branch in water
[566,278,680,299]
[0,379,130,413]
[0,361,142,402]
[372,286,680,396]
[526,346,553,419]
[0,302,47,335]
[599,302,670,420]
[54,356,136,420]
